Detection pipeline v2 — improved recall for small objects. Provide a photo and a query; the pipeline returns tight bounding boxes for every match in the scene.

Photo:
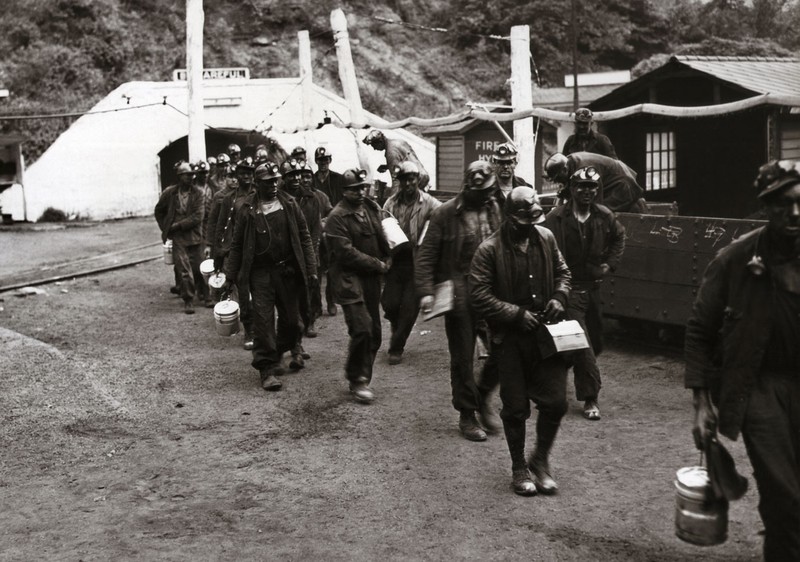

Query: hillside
[2,0,800,162]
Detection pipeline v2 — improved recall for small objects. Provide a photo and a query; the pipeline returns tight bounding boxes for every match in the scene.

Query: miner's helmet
[194,160,210,173]
[544,153,569,182]
[236,156,256,171]
[492,142,518,163]
[463,160,497,191]
[227,143,241,156]
[216,153,231,165]
[255,162,282,181]
[254,148,269,164]
[207,156,218,167]
[754,159,800,200]
[281,158,304,177]
[290,146,307,161]
[315,146,332,161]
[395,161,420,178]
[175,162,194,175]
[341,168,370,189]
[574,107,593,123]
[301,161,314,174]
[505,186,545,225]
[569,166,601,189]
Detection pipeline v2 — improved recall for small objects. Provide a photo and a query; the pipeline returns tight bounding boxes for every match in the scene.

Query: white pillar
[186,0,206,163]
[510,25,535,184]
[298,30,315,152]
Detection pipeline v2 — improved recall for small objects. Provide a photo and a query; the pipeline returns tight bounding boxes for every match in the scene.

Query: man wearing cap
[300,161,333,336]
[470,185,571,496]
[492,142,532,203]
[363,130,430,200]
[545,151,647,213]
[324,168,391,404]
[544,167,625,421]
[208,153,232,196]
[416,161,504,441]
[562,108,617,159]
[687,160,800,561]
[313,146,347,316]
[227,143,242,166]
[211,156,257,348]
[381,161,441,365]
[224,162,317,392]
[155,161,206,314]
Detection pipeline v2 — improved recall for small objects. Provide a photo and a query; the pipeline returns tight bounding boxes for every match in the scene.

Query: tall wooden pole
[330,9,370,171]
[298,30,314,152]
[510,25,535,185]
[571,0,579,110]
[186,0,206,162]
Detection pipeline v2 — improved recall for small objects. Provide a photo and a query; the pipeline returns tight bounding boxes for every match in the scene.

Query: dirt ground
[0,220,763,561]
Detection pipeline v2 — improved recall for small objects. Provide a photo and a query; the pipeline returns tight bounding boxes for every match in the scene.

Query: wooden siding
[436,137,464,192]
[781,118,800,160]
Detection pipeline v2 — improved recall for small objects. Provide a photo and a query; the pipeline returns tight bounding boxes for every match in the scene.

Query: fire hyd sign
[172,68,250,81]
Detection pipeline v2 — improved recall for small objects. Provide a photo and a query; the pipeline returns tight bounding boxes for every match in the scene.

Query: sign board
[172,67,250,81]
[463,123,514,164]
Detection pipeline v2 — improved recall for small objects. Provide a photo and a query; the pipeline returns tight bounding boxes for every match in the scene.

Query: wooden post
[186,0,206,163]
[510,25,535,185]
[330,9,370,171]
[298,30,314,151]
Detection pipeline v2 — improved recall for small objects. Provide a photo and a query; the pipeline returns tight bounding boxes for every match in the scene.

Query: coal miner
[543,167,625,421]
[470,185,571,496]
[545,151,647,213]
[210,156,257,349]
[686,160,800,561]
[299,160,332,337]
[381,161,441,365]
[323,168,391,404]
[363,129,430,199]
[415,161,503,442]
[154,161,206,315]
[491,142,532,203]
[313,146,347,317]
[223,162,317,392]
[562,107,618,159]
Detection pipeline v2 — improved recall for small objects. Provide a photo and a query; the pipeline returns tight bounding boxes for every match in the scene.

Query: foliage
[38,207,68,222]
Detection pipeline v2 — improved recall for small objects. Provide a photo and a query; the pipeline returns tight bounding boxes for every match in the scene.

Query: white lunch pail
[381,216,409,252]
[213,299,240,337]
[163,240,174,265]
[208,272,227,290]
[200,259,215,283]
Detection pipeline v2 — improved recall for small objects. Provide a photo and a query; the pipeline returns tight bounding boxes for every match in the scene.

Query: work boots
[527,412,562,495]
[504,420,536,496]
[478,390,501,435]
[459,410,487,442]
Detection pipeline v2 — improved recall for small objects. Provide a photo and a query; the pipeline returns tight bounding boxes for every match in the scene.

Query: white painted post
[186,0,206,163]
[298,30,314,152]
[330,9,371,172]
[510,25,535,185]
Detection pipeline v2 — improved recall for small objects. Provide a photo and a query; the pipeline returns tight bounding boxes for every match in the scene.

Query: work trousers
[299,242,322,330]
[444,283,499,412]
[380,262,419,355]
[741,372,800,562]
[495,330,568,423]
[249,265,302,373]
[565,288,602,401]
[341,276,382,384]
[173,242,206,303]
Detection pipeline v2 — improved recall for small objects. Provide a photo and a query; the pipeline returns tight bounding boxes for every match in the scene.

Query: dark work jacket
[415,192,503,302]
[684,227,778,440]
[470,223,571,343]
[563,130,618,159]
[324,197,390,305]
[566,152,645,213]
[314,170,347,207]
[154,184,205,245]
[285,186,332,248]
[493,175,533,205]
[211,186,254,260]
[224,191,317,295]
[543,201,625,285]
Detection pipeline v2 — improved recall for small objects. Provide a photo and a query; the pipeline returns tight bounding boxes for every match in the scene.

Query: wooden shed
[590,56,800,218]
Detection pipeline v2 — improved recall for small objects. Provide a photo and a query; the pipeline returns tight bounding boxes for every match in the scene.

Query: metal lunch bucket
[207,272,227,291]
[213,299,240,337]
[381,215,409,252]
[674,465,728,546]
[163,239,174,265]
[200,259,215,284]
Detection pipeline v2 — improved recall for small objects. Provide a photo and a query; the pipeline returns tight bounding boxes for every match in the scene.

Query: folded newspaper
[422,280,454,321]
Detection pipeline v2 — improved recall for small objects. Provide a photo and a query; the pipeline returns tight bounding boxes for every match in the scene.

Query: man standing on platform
[381,161,441,365]
[562,108,617,159]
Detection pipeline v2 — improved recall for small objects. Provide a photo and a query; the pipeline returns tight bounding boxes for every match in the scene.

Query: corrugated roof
[674,55,800,96]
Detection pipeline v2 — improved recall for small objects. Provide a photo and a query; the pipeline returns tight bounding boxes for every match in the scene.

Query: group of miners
[153,114,800,560]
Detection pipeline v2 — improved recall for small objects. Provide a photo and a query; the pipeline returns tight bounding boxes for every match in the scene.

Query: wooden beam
[186,0,206,163]
[510,25,535,184]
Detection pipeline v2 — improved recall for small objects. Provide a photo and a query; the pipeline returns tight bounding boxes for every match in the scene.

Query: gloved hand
[543,298,565,322]
[692,388,718,451]
[419,295,434,314]
[521,310,541,331]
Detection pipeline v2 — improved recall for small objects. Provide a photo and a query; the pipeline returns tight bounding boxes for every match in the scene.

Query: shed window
[645,132,676,190]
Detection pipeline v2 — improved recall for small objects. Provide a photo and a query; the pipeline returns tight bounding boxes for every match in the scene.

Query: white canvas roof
[4,78,435,221]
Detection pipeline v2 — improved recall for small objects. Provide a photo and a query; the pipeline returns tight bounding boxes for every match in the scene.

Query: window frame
[644,131,676,191]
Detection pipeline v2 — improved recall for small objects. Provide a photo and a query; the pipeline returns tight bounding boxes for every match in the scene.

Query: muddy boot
[260,366,284,391]
[527,412,561,495]
[478,389,501,435]
[242,327,254,350]
[458,410,487,442]
[504,420,536,496]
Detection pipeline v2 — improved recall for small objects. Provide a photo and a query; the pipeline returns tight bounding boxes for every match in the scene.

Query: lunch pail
[381,215,409,252]
[163,240,174,265]
[213,299,240,337]
[200,259,215,283]
[674,466,728,546]
[207,272,227,290]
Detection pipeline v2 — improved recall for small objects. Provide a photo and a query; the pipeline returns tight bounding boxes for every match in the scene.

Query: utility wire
[0,101,168,121]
